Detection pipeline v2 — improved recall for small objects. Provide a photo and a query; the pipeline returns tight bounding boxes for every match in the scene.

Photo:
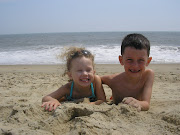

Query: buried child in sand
[101,33,154,111]
[42,47,106,111]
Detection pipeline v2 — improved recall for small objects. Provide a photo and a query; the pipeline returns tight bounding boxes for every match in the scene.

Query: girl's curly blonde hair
[59,47,95,76]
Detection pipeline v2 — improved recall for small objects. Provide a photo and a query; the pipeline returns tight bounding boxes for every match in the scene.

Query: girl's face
[119,47,152,79]
[68,56,95,87]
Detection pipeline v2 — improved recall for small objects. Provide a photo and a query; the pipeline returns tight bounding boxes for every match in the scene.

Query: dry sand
[0,64,180,135]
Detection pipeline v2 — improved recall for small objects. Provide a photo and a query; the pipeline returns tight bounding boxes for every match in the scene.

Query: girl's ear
[146,57,152,66]
[119,55,124,65]
[67,72,72,79]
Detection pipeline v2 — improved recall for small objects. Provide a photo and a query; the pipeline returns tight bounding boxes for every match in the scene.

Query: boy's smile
[129,69,141,73]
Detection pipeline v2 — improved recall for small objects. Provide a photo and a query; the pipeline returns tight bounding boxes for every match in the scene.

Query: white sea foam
[0,46,63,65]
[1,32,180,65]
[0,45,180,65]
[150,46,180,63]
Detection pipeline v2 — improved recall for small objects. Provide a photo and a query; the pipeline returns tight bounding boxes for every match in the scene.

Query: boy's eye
[127,59,133,62]
[139,59,145,62]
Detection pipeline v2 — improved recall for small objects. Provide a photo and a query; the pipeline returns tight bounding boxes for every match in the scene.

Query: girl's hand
[89,100,104,105]
[41,99,61,111]
[122,97,141,111]
[88,102,95,105]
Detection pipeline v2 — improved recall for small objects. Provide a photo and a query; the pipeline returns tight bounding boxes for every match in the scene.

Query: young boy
[101,33,154,111]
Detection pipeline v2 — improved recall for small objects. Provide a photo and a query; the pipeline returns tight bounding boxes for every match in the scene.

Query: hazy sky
[0,0,180,34]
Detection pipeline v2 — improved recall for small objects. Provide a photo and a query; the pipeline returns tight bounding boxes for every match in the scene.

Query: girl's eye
[86,68,92,72]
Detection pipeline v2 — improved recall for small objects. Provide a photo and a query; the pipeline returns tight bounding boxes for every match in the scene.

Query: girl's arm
[41,83,70,111]
[93,75,106,105]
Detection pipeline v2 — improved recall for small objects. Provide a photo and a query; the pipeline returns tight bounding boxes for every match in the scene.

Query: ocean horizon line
[1,31,180,36]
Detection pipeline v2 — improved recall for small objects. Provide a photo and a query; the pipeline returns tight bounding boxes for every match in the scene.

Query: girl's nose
[82,71,88,75]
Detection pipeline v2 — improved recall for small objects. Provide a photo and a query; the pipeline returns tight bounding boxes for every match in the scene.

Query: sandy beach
[0,64,180,135]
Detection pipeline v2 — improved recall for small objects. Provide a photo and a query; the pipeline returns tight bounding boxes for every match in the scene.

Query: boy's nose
[132,61,139,67]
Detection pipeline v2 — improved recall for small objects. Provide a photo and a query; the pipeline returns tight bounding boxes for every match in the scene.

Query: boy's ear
[146,57,152,66]
[119,55,124,65]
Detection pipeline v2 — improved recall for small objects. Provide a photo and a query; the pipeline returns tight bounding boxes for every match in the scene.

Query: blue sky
[0,0,180,34]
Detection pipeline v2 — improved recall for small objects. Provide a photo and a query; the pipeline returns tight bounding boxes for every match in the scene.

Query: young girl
[42,47,106,111]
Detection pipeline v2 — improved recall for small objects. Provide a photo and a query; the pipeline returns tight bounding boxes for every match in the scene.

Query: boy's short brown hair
[121,33,150,56]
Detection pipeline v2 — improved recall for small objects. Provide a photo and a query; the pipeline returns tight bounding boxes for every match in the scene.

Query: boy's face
[119,47,152,78]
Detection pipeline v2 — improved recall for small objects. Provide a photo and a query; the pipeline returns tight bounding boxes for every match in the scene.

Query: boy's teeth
[130,70,140,73]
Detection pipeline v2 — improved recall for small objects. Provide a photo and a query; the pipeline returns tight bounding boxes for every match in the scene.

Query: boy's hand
[41,100,61,111]
[122,97,141,111]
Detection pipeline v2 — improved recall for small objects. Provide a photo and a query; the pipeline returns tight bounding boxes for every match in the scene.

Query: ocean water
[0,32,180,65]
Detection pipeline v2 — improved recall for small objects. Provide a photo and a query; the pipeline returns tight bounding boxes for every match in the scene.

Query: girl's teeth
[81,79,89,82]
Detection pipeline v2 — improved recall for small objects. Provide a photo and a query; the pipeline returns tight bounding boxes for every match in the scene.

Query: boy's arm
[140,69,154,111]
[123,69,154,111]
[93,75,106,105]
[101,75,112,85]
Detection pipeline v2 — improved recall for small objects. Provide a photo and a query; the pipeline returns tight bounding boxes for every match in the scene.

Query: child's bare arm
[101,75,110,85]
[93,75,106,105]
[41,97,61,111]
[123,69,154,111]
[140,69,154,110]
[42,84,69,111]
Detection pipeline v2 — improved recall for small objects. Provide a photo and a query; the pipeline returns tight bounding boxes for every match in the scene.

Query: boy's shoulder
[144,68,154,76]
[144,68,154,81]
